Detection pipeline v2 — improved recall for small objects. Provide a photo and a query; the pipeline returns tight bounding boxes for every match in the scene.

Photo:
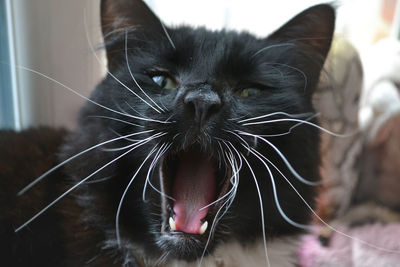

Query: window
[0,0,19,129]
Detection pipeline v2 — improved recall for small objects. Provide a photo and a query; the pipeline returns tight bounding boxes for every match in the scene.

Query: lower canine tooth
[199,221,208,235]
[169,217,176,231]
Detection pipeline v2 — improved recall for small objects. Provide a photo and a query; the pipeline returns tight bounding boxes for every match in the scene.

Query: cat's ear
[101,0,163,38]
[269,4,335,66]
[101,0,164,68]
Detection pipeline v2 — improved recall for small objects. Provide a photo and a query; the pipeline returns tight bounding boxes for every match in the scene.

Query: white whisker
[217,141,228,167]
[267,62,308,92]
[87,115,144,128]
[15,137,156,233]
[84,175,113,184]
[116,145,159,246]
[223,130,251,152]
[252,43,296,58]
[238,131,321,186]
[198,147,239,211]
[100,132,167,152]
[246,146,312,230]
[228,115,247,121]
[108,128,141,142]
[142,143,174,202]
[259,113,319,137]
[125,101,151,119]
[112,98,139,117]
[154,251,170,266]
[17,130,155,196]
[159,20,176,50]
[242,118,356,138]
[238,111,314,124]
[221,140,243,175]
[84,10,163,115]
[102,140,147,152]
[199,151,239,267]
[241,154,270,267]
[124,30,166,113]
[16,65,168,124]
[254,146,400,254]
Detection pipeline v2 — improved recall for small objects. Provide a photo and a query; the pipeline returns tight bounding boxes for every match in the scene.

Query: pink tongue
[172,152,216,234]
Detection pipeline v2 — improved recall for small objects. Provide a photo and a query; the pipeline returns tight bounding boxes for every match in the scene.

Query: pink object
[172,152,216,234]
[298,224,400,267]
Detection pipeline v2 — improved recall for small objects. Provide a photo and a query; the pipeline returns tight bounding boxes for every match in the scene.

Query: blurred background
[0,0,399,130]
[1,1,399,264]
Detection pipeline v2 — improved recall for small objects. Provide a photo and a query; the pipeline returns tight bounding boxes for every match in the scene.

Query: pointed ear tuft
[101,0,163,39]
[269,4,335,60]
[100,0,166,69]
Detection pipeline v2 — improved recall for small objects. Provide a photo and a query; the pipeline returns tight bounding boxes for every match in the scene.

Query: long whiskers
[115,145,159,247]
[108,128,141,142]
[241,117,356,138]
[223,130,251,154]
[15,133,162,233]
[246,146,312,230]
[142,143,175,202]
[258,113,319,137]
[241,154,271,267]
[124,30,166,113]
[84,10,163,115]
[87,115,144,128]
[216,141,228,168]
[249,145,400,254]
[238,130,321,186]
[198,150,239,267]
[124,101,150,119]
[223,128,400,258]
[101,132,165,152]
[198,141,241,211]
[159,20,176,50]
[238,111,314,124]
[15,65,169,124]
[18,130,155,196]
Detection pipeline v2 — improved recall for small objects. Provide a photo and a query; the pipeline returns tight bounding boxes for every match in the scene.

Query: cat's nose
[184,88,222,127]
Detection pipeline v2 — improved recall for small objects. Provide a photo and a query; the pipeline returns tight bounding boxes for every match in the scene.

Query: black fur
[1,1,335,266]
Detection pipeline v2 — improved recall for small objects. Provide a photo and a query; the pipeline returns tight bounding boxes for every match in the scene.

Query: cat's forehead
[172,27,259,61]
[151,27,262,82]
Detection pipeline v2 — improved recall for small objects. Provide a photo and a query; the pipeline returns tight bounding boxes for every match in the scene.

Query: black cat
[0,1,335,266]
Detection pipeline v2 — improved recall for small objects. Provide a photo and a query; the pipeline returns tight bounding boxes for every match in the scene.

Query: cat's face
[62,0,334,262]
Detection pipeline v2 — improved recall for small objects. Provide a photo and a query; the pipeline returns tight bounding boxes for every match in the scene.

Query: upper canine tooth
[199,221,208,235]
[169,217,176,231]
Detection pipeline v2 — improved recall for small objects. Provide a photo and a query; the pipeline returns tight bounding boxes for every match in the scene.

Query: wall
[9,0,103,130]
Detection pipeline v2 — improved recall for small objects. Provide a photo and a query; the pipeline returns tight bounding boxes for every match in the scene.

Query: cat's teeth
[169,217,176,231]
[199,221,208,235]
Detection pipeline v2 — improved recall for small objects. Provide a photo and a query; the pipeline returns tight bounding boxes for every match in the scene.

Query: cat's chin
[154,145,233,259]
[155,232,210,261]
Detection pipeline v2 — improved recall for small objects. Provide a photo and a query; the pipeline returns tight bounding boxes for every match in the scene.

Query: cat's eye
[152,75,178,90]
[235,88,260,98]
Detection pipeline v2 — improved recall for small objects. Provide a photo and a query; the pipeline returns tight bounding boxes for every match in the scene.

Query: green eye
[236,88,259,98]
[152,75,177,90]
[239,89,249,98]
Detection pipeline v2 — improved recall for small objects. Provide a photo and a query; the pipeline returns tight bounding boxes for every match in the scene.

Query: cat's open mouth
[160,146,232,239]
